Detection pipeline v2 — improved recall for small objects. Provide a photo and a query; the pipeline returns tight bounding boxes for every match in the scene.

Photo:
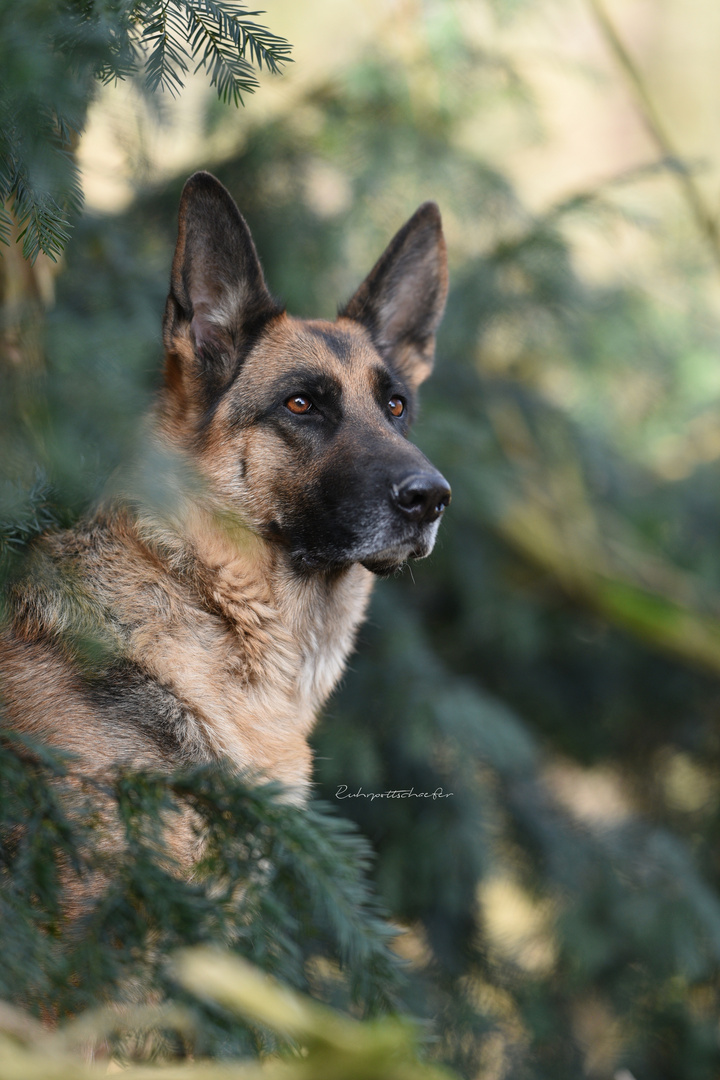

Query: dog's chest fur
[32,507,375,796]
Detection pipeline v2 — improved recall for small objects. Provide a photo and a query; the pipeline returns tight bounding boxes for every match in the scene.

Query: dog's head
[160,171,450,576]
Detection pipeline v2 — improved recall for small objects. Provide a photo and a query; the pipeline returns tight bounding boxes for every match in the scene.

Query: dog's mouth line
[291,541,421,575]
[362,540,420,562]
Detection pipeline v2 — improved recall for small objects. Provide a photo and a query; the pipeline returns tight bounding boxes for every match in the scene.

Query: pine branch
[0,471,60,569]
[0,737,404,1039]
[55,0,139,86]
[170,770,405,1014]
[189,1,293,74]
[0,207,11,247]
[13,184,77,265]
[274,801,402,1014]
[0,1,292,262]
[185,5,258,105]
[140,2,191,96]
[131,0,292,103]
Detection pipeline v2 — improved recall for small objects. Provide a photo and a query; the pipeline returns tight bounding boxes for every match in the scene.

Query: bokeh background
[6,0,720,1077]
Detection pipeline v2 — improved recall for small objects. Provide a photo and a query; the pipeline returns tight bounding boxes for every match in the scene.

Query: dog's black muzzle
[283,451,451,575]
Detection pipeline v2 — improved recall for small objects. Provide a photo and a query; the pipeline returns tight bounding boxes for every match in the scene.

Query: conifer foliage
[0,727,405,1058]
[0,1,291,262]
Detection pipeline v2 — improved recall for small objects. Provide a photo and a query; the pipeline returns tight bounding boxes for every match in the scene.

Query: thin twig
[587,0,720,273]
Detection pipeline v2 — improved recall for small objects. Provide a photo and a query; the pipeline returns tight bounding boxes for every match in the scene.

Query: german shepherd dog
[1,172,450,805]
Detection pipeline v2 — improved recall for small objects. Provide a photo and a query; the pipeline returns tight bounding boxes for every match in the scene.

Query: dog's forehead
[245,314,385,384]
[301,320,360,362]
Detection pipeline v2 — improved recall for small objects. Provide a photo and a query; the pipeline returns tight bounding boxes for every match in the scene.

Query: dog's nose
[392,472,451,524]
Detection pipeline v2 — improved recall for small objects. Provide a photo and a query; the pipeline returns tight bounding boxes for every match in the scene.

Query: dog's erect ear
[341,203,448,391]
[163,172,279,395]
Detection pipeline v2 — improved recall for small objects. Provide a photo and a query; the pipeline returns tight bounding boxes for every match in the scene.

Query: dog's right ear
[163,172,279,402]
[340,202,448,392]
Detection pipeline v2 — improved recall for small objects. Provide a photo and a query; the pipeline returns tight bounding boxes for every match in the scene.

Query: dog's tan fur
[1,172,449,807]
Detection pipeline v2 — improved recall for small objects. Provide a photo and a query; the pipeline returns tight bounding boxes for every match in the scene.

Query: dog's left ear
[163,171,279,400]
[341,203,448,391]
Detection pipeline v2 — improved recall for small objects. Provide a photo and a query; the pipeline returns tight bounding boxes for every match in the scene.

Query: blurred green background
[7,0,720,1077]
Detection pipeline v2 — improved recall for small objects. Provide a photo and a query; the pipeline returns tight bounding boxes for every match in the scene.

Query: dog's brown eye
[388,396,405,418]
[286,395,312,414]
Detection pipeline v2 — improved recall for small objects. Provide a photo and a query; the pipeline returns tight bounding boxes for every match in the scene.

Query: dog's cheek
[235,431,315,536]
[196,434,247,509]
[196,426,281,529]
[411,518,442,560]
[261,461,357,564]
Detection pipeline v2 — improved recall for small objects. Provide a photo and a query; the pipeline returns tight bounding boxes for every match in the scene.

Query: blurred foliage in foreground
[0,946,452,1079]
[0,728,402,1038]
[6,3,720,1078]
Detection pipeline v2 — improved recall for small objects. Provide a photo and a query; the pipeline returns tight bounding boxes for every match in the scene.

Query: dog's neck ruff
[123,501,374,795]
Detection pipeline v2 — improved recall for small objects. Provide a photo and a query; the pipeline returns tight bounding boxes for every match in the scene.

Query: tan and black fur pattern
[1,172,450,804]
